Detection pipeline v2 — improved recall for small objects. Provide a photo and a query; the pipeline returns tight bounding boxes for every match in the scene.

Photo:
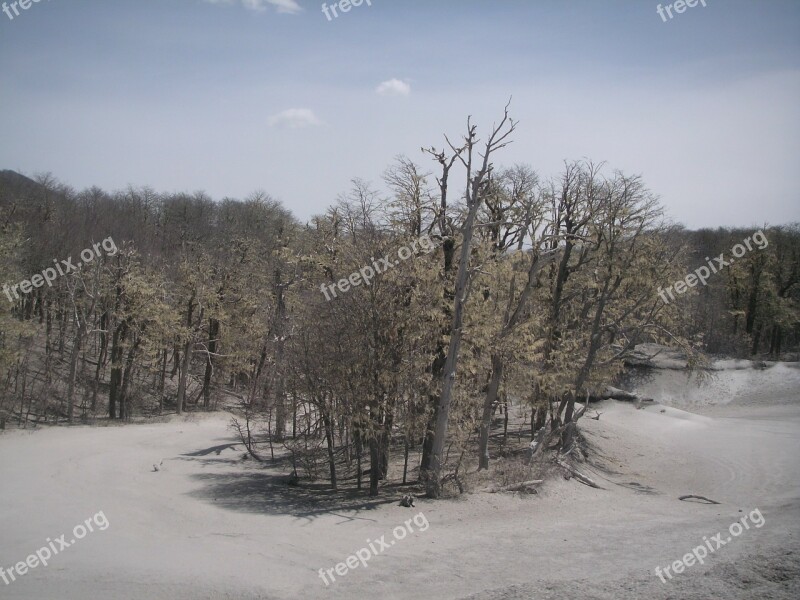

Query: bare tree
[427,103,517,498]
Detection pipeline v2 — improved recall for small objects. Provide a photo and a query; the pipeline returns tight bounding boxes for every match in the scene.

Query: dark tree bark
[108,319,128,420]
[321,404,338,491]
[66,321,85,423]
[369,436,380,496]
[176,297,196,415]
[479,353,503,470]
[91,310,108,414]
[119,333,141,420]
[202,318,219,410]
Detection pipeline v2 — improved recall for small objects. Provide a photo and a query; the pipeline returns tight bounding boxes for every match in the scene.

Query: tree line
[1,108,798,497]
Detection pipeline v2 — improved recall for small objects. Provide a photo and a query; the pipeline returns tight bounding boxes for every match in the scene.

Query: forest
[1,112,798,499]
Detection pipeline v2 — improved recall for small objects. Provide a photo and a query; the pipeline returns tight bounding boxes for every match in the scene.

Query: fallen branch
[558,460,603,489]
[598,386,638,401]
[526,426,548,463]
[483,479,543,494]
[678,494,720,504]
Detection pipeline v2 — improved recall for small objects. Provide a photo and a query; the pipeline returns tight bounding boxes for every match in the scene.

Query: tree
[427,103,517,498]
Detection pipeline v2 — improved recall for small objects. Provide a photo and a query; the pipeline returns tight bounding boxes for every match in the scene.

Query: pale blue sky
[1,0,798,227]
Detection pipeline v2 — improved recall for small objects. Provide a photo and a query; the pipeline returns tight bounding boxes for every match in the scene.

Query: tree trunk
[108,320,128,420]
[322,408,338,491]
[478,353,504,470]
[355,427,363,490]
[428,187,482,497]
[45,299,52,355]
[176,298,195,415]
[403,437,410,485]
[533,403,547,435]
[119,335,141,420]
[57,304,66,355]
[176,339,191,415]
[171,346,180,377]
[503,398,509,441]
[419,395,438,477]
[158,348,168,403]
[202,318,219,410]
[292,390,298,439]
[378,409,393,480]
[66,323,85,423]
[272,270,289,438]
[369,436,380,496]
[91,311,109,414]
[745,270,762,334]
[751,322,762,356]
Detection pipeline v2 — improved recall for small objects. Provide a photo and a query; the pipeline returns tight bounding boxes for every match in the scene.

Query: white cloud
[376,79,411,97]
[268,108,321,128]
[204,0,303,14]
[263,0,303,13]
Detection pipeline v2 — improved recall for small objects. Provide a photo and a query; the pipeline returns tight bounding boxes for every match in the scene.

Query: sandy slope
[628,360,800,413]
[1,365,798,599]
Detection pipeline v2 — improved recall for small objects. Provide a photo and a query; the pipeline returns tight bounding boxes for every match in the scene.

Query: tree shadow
[186,470,403,523]
[182,442,240,457]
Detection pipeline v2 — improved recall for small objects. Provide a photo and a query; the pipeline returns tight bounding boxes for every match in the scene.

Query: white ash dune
[0,362,798,599]
[628,358,800,412]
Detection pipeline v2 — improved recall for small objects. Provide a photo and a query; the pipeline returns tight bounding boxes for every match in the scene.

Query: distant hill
[0,170,75,222]
[0,170,52,212]
[0,169,42,192]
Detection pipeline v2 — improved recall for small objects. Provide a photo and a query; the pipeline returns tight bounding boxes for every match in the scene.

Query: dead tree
[427,102,517,498]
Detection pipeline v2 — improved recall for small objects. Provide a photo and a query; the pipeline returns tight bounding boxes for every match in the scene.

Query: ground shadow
[187,469,405,523]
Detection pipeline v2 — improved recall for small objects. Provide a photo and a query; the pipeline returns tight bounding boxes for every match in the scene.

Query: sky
[0,0,798,228]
